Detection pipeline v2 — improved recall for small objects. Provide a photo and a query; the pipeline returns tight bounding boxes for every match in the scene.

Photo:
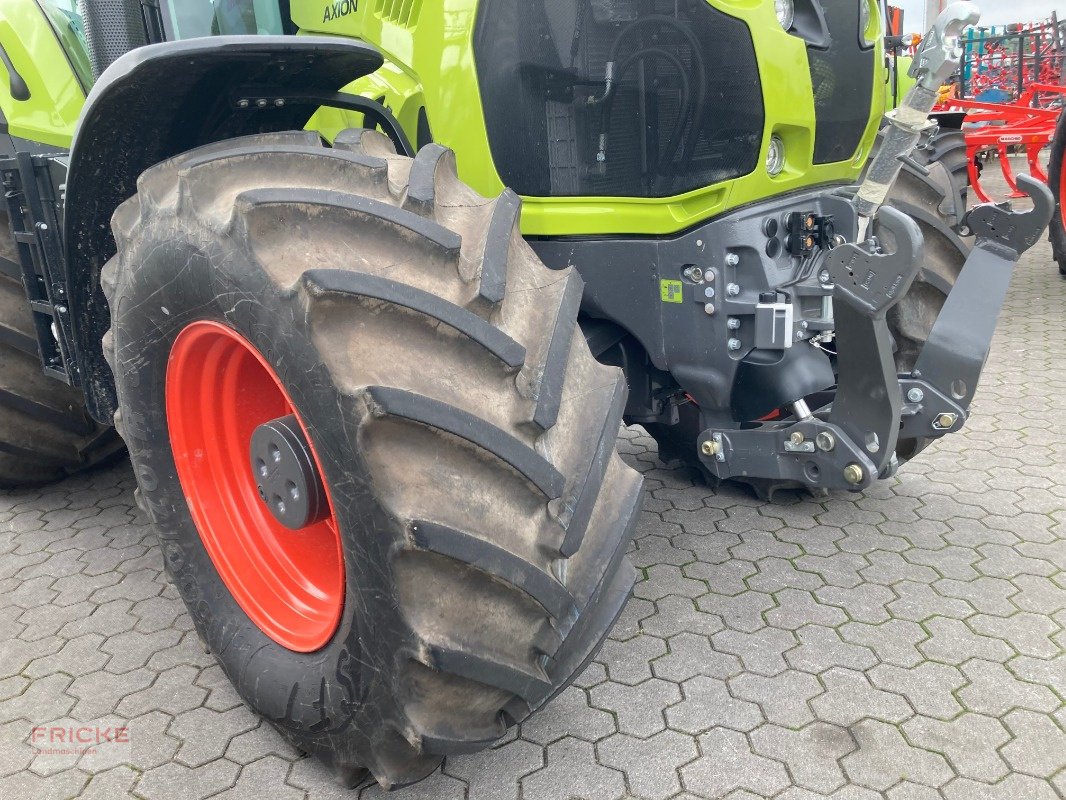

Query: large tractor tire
[101,130,643,789]
[0,210,122,487]
[1049,109,1066,275]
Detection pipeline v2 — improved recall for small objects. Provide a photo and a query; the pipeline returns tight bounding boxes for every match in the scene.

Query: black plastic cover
[473,0,764,198]
[64,36,384,422]
[809,1,875,165]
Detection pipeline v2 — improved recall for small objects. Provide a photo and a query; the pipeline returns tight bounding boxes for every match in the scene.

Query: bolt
[727,317,741,330]
[794,329,804,340]
[701,440,720,457]
[726,283,740,297]
[683,266,704,283]
[274,98,286,107]
[55,305,67,314]
[819,269,832,284]
[831,234,847,247]
[38,223,48,232]
[789,431,805,446]
[843,463,865,485]
[815,431,836,451]
[238,98,250,108]
[800,320,809,330]
[935,413,958,430]
[256,98,269,108]
[907,387,925,403]
[727,338,742,351]
[704,286,715,298]
[704,303,715,315]
[725,253,740,267]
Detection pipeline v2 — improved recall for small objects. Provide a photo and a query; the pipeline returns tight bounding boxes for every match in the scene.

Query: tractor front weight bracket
[701,177,1054,493]
[701,206,924,492]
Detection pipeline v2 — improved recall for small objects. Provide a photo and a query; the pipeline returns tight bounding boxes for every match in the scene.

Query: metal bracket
[914,176,1054,410]
[960,174,1054,256]
[898,378,966,439]
[0,153,79,386]
[823,208,924,475]
[699,419,878,493]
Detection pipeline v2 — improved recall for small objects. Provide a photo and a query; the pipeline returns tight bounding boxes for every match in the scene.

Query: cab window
[161,0,286,39]
[36,0,94,92]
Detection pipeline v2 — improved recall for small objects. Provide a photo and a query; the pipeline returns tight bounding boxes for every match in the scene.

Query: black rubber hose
[601,48,691,183]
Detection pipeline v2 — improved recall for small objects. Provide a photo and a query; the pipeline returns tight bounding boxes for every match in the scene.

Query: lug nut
[907,387,925,403]
[727,317,741,330]
[725,253,740,267]
[815,431,836,451]
[701,440,720,457]
[843,463,865,485]
[726,283,740,297]
[727,338,742,351]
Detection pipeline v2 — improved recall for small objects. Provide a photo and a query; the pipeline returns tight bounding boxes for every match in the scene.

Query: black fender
[64,35,383,424]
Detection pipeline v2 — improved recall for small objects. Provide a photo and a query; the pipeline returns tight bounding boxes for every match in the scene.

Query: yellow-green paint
[0,0,86,148]
[1,0,888,238]
[660,280,684,304]
[292,0,887,236]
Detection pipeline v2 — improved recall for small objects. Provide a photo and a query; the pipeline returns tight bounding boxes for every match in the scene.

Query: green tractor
[0,0,1053,789]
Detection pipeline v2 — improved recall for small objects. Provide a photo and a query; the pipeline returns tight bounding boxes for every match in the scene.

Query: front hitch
[700,178,1053,493]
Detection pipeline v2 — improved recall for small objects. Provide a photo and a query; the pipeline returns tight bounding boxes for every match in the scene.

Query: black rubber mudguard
[64,36,384,424]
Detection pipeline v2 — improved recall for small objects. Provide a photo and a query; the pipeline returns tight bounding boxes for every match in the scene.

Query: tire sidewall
[1049,112,1066,272]
[109,216,405,761]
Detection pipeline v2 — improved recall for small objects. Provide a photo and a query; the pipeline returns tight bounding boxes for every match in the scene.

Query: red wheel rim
[166,321,343,652]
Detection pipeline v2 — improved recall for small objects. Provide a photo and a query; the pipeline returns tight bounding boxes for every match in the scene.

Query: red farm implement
[936,84,1064,204]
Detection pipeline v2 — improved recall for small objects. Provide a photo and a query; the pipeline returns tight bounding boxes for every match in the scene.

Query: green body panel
[0,0,85,148]
[292,0,887,236]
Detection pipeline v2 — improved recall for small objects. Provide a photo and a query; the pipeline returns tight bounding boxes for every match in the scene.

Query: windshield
[161,0,285,39]
[36,0,94,92]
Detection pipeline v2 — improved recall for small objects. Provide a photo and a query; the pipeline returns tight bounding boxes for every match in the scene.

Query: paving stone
[115,665,208,718]
[840,619,929,667]
[519,685,616,746]
[785,626,878,674]
[841,719,953,791]
[589,677,679,738]
[597,633,668,686]
[641,595,723,639]
[810,667,912,727]
[903,713,1011,781]
[917,618,1014,665]
[729,670,823,728]
[213,755,304,800]
[520,737,626,800]
[750,722,855,794]
[868,662,966,720]
[957,659,1060,716]
[443,738,543,800]
[597,729,697,800]
[170,705,259,767]
[999,709,1066,778]
[942,774,1062,800]
[665,676,763,735]
[712,627,797,677]
[134,758,241,800]
[651,633,743,683]
[681,728,789,798]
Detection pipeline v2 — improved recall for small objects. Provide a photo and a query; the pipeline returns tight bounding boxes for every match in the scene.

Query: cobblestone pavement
[2,240,1065,795]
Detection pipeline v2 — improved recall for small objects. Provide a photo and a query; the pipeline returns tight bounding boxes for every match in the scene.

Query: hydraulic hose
[855,3,980,239]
